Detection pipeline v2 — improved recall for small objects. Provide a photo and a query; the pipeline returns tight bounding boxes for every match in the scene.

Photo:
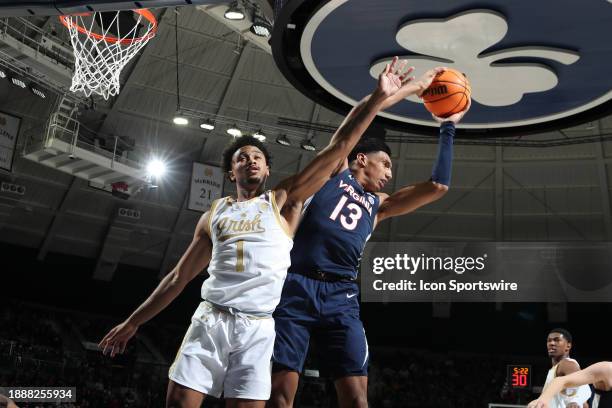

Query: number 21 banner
[188,162,224,212]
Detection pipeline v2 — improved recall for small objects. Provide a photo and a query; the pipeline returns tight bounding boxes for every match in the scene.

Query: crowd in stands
[1,300,545,407]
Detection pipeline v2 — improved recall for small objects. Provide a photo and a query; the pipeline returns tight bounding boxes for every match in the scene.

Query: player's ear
[228,170,236,183]
[357,152,368,168]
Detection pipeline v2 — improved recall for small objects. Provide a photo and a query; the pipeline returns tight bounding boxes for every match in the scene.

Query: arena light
[173,114,189,126]
[10,76,27,89]
[250,14,272,38]
[300,137,316,151]
[276,134,291,146]
[0,69,6,79]
[199,119,215,130]
[224,1,245,20]
[146,159,167,178]
[227,125,242,137]
[253,129,266,141]
[30,85,47,99]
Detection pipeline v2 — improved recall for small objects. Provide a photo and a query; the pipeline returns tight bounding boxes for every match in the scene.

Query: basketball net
[60,9,157,100]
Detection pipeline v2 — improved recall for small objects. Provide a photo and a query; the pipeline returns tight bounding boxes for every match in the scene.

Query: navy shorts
[272,272,369,379]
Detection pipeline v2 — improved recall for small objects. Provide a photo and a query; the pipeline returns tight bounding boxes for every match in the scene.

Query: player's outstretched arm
[274,57,417,211]
[378,65,447,111]
[98,211,214,357]
[527,362,612,408]
[375,100,470,224]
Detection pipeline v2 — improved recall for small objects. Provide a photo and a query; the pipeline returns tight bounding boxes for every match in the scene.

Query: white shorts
[168,301,275,400]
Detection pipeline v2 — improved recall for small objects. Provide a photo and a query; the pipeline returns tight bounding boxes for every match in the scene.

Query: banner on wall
[188,162,224,212]
[0,111,22,172]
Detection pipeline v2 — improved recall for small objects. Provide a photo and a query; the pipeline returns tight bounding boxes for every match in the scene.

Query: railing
[43,112,144,171]
[0,17,74,67]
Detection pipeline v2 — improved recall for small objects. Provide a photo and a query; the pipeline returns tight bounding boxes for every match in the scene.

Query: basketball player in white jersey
[529,362,612,408]
[540,328,591,408]
[98,57,446,408]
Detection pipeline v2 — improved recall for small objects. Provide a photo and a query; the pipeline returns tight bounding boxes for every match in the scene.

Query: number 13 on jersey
[330,196,362,230]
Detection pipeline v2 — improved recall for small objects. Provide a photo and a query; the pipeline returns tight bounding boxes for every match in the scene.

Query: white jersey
[201,191,293,315]
[544,358,592,407]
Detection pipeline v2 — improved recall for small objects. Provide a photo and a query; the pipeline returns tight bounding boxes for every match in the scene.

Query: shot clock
[508,365,532,389]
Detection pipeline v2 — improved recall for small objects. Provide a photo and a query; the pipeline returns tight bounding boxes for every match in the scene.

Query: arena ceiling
[0,1,611,279]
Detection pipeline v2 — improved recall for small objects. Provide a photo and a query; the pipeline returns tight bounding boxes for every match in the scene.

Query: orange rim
[59,9,157,45]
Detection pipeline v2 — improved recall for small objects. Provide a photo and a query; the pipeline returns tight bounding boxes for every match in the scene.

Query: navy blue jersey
[289,169,380,279]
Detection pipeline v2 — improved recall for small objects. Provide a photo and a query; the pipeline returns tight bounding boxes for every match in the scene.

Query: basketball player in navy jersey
[529,362,612,408]
[268,88,470,407]
[99,57,444,408]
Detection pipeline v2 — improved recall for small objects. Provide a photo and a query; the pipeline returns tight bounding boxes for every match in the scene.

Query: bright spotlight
[146,159,167,178]
[173,115,189,126]
[224,1,245,20]
[200,119,215,130]
[227,125,242,137]
[253,129,266,141]
[10,77,26,88]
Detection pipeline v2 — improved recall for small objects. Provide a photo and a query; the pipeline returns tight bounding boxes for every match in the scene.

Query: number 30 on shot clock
[507,365,531,389]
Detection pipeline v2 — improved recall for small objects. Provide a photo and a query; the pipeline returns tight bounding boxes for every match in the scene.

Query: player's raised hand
[415,66,448,96]
[376,56,415,99]
[432,97,471,124]
[99,320,138,358]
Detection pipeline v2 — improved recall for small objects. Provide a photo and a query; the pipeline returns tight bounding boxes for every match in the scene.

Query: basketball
[421,68,471,118]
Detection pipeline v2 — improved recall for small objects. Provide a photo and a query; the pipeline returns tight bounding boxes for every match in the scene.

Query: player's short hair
[222,136,272,173]
[549,328,573,343]
[348,138,392,163]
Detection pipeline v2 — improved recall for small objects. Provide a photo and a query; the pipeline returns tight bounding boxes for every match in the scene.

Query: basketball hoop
[59,9,158,100]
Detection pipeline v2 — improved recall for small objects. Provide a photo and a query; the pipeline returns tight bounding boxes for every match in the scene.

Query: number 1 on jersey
[330,196,362,230]
[236,240,244,272]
